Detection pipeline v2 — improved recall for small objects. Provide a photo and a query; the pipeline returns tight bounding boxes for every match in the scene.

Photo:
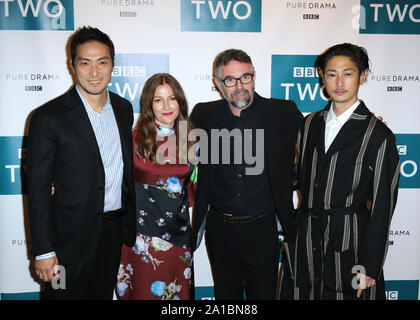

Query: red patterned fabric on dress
[117,128,197,300]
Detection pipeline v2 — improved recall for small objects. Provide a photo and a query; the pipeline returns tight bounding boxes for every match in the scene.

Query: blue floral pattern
[150,176,183,199]
[118,234,193,300]
[118,129,196,300]
[151,281,166,297]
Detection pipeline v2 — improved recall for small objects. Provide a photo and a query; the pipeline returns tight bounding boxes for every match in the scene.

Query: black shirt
[209,93,276,216]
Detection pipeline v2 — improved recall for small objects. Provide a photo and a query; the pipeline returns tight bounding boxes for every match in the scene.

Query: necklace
[156,124,175,137]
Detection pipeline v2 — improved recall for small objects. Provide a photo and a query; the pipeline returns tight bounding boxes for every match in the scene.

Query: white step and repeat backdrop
[0,0,419,300]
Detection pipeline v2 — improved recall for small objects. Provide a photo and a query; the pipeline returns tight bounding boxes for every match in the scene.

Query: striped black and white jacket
[280,101,400,300]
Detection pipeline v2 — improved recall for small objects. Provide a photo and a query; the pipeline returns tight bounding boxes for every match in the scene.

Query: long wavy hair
[134,73,196,164]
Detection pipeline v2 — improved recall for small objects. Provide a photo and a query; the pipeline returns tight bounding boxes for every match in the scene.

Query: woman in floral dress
[117,73,197,300]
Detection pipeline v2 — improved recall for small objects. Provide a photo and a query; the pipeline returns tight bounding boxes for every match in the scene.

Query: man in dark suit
[279,43,400,300]
[26,27,136,299]
[190,49,303,299]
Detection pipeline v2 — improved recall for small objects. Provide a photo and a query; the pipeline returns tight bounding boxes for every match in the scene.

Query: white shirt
[77,86,123,213]
[324,100,360,152]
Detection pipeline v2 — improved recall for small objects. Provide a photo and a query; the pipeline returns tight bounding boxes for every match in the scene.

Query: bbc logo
[112,66,146,78]
[120,12,136,17]
[25,86,42,92]
[303,14,319,20]
[386,291,398,300]
[397,145,407,156]
[387,86,403,92]
[293,67,319,78]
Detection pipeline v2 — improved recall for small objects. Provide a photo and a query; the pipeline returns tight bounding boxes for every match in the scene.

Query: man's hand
[372,113,387,126]
[357,273,376,298]
[34,256,59,282]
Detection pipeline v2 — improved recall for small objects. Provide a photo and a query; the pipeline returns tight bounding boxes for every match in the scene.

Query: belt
[210,205,267,224]
[299,203,368,218]
[99,208,126,222]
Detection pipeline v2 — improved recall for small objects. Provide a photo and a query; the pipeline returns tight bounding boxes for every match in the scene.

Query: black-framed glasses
[218,73,254,88]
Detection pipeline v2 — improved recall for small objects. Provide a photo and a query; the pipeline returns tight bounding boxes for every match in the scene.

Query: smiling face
[322,55,367,113]
[152,83,180,128]
[72,41,113,103]
[216,60,255,116]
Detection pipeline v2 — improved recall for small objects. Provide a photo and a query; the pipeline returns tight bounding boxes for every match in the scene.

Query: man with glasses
[190,49,303,299]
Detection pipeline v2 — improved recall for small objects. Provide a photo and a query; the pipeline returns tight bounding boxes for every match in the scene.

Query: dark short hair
[315,43,370,75]
[214,49,254,78]
[70,26,115,68]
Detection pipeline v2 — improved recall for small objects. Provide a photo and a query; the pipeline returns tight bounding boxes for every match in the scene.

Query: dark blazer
[297,101,400,285]
[279,101,400,299]
[189,92,303,250]
[26,86,136,265]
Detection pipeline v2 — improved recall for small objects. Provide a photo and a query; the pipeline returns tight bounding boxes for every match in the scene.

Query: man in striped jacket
[279,43,400,300]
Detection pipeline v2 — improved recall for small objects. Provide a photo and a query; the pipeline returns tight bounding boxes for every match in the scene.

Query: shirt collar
[75,85,111,114]
[326,99,360,125]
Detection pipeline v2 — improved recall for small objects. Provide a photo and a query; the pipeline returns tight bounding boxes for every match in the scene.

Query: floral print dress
[117,129,197,300]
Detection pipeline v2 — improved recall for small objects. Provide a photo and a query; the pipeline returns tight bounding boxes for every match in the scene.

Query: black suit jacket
[189,92,303,250]
[26,86,136,264]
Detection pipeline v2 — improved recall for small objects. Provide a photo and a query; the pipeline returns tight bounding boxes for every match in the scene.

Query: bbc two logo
[385,280,419,300]
[271,55,328,113]
[0,136,26,195]
[180,0,261,32]
[108,53,169,113]
[396,134,420,188]
[0,0,74,30]
[359,0,420,34]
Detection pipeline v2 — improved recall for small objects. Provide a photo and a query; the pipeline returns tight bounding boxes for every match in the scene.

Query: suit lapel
[312,107,328,157]
[256,93,283,159]
[324,101,370,160]
[64,87,102,162]
[110,93,130,166]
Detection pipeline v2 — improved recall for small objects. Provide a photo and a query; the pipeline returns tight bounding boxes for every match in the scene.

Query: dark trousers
[205,209,280,300]
[43,216,123,300]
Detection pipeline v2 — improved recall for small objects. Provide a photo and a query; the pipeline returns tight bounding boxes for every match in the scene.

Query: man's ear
[214,77,221,92]
[360,69,368,85]
[318,69,324,84]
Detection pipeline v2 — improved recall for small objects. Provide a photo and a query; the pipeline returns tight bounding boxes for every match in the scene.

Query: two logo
[1,1,418,34]
[396,134,420,188]
[359,0,420,34]
[0,136,26,195]
[271,55,326,114]
[109,54,170,113]
[1,0,261,32]
[0,0,74,30]
[180,0,420,34]
[180,0,261,32]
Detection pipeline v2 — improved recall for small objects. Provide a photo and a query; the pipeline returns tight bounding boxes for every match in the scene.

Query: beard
[221,86,255,110]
